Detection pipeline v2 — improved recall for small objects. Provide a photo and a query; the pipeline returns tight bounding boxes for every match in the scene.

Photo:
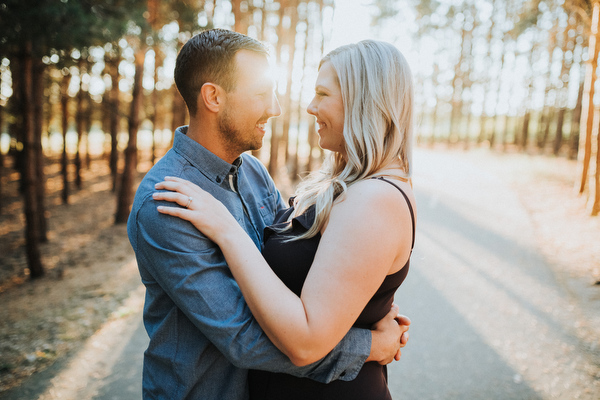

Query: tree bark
[292,13,310,179]
[75,59,85,189]
[0,64,3,212]
[9,56,25,190]
[281,1,300,165]
[578,2,600,194]
[115,48,145,224]
[151,48,162,165]
[32,56,47,242]
[554,108,565,155]
[519,40,540,151]
[60,71,71,204]
[569,81,584,160]
[108,49,121,192]
[268,2,289,177]
[448,25,468,145]
[554,21,575,156]
[537,35,558,151]
[231,0,248,33]
[540,108,554,150]
[84,91,92,169]
[478,0,497,145]
[20,42,44,278]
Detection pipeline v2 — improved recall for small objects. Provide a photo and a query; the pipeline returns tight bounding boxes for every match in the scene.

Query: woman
[154,40,416,399]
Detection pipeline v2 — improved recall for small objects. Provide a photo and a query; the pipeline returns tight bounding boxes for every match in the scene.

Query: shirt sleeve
[134,194,371,383]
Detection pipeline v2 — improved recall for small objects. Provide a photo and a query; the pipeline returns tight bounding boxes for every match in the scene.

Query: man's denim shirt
[127,127,371,400]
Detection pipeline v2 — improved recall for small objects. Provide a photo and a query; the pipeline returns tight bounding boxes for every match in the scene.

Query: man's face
[218,50,281,154]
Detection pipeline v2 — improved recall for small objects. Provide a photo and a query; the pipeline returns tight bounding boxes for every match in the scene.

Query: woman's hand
[153,176,240,244]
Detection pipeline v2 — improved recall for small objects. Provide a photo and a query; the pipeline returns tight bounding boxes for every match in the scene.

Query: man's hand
[366,304,411,365]
[395,313,411,361]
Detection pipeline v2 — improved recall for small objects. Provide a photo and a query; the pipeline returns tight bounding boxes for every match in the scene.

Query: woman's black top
[249,177,415,400]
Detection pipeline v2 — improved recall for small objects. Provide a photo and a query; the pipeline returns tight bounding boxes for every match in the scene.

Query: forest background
[0,0,599,393]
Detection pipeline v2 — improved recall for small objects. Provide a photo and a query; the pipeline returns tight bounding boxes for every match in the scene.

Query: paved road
[5,148,599,399]
[388,149,599,399]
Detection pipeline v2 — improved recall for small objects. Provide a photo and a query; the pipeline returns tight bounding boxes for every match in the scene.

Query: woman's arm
[154,176,413,366]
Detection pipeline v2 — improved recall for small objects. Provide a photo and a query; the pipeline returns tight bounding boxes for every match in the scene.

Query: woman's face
[307,61,346,156]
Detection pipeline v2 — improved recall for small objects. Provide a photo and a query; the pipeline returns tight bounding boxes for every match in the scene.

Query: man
[127,29,409,399]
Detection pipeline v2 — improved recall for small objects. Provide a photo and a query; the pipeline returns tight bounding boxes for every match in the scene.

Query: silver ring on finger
[185,196,193,209]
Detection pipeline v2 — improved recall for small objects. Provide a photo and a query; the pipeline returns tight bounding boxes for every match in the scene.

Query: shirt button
[216,177,221,183]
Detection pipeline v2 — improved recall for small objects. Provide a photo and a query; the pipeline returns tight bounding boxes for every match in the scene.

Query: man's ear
[200,82,224,113]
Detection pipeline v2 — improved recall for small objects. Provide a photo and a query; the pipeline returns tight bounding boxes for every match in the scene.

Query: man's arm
[135,194,372,383]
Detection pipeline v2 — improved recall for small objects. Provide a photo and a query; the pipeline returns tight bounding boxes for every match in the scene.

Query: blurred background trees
[374,0,599,214]
[0,0,599,278]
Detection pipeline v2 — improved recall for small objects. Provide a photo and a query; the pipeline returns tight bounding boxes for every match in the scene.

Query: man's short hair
[174,29,268,115]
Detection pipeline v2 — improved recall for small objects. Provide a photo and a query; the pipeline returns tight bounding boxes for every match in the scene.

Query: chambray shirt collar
[173,126,242,185]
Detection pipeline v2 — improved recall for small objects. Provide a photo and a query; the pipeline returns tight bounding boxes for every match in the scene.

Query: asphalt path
[6,148,599,399]
[387,149,599,399]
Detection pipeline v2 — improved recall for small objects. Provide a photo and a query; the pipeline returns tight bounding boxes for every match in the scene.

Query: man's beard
[218,107,261,154]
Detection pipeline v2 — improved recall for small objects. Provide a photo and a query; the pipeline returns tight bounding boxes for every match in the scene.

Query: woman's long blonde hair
[289,40,414,239]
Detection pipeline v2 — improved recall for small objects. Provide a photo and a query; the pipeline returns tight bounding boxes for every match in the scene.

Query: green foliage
[170,0,205,33]
[0,0,148,57]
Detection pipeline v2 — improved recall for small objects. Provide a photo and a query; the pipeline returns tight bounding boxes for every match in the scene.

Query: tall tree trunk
[490,38,510,149]
[553,21,575,156]
[231,0,248,33]
[554,108,565,155]
[151,49,162,165]
[61,71,71,204]
[0,64,3,212]
[251,0,263,163]
[448,25,468,145]
[108,49,121,192]
[502,51,520,152]
[268,2,289,177]
[519,41,539,151]
[460,11,475,150]
[578,2,600,194]
[84,91,92,168]
[478,0,497,145]
[281,1,300,165]
[292,13,310,179]
[520,112,531,150]
[75,59,85,189]
[541,108,554,151]
[115,48,145,224]
[170,22,188,145]
[430,63,440,146]
[21,42,44,278]
[32,56,47,242]
[569,80,584,160]
[10,56,25,190]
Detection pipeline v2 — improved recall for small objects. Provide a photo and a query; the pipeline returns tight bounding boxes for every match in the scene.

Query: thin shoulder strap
[372,177,416,249]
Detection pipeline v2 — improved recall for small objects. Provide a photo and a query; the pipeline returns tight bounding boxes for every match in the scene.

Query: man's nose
[268,95,282,118]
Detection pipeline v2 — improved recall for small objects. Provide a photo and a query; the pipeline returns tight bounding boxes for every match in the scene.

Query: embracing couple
[127,28,416,400]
